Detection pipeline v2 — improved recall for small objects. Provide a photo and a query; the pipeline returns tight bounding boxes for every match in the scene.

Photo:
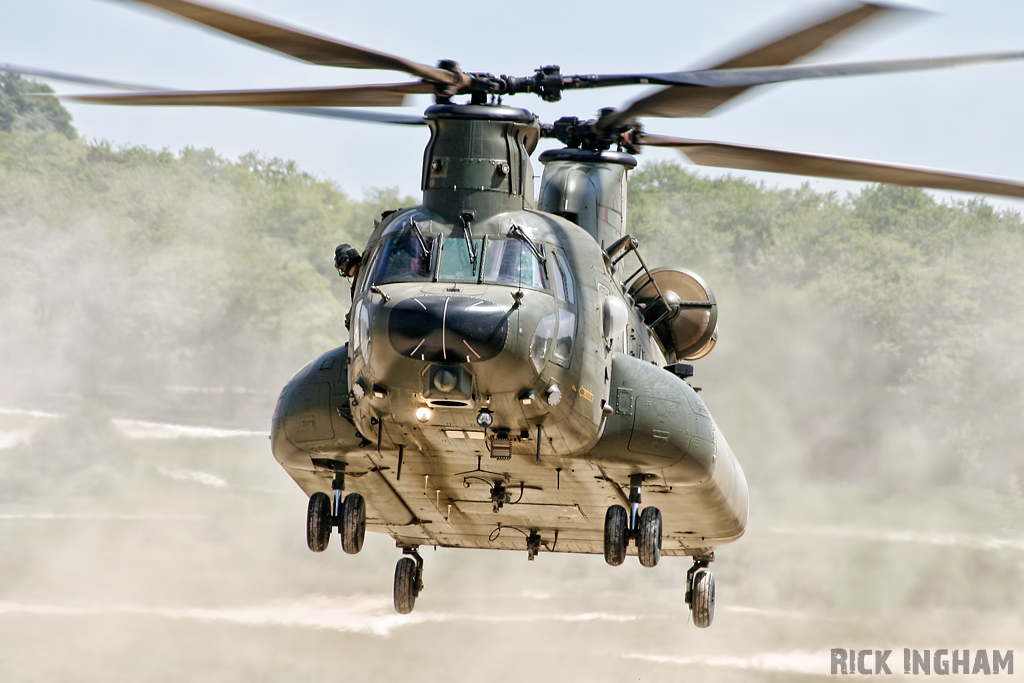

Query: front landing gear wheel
[637,506,662,568]
[340,492,366,554]
[603,505,627,566]
[306,492,332,553]
[394,554,423,614]
[690,568,715,628]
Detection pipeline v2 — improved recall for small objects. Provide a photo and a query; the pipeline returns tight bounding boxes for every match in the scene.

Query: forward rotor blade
[637,132,1024,200]
[56,82,433,108]
[696,3,902,72]
[109,0,461,86]
[277,107,424,125]
[598,2,900,130]
[0,63,160,91]
[3,63,425,124]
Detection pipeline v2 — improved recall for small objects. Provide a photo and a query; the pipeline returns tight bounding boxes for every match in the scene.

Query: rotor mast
[420,104,541,221]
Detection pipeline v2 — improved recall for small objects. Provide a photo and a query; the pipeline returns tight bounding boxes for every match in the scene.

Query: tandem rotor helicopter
[12,0,1024,623]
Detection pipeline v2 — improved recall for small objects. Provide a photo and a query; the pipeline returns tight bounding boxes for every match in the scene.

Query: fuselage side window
[483,239,548,290]
[372,235,434,284]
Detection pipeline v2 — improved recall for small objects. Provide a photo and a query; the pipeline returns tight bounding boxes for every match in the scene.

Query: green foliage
[0,74,76,139]
[0,129,414,392]
[4,122,1024,493]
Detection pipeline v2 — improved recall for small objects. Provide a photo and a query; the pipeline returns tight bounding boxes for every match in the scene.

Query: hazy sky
[5,0,1024,206]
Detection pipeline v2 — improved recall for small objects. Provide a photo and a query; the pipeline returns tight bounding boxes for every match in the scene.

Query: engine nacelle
[628,267,718,362]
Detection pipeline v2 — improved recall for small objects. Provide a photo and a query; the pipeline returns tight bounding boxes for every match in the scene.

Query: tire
[603,505,628,566]
[691,568,715,628]
[341,492,366,555]
[306,492,332,553]
[637,506,662,568]
[394,557,418,614]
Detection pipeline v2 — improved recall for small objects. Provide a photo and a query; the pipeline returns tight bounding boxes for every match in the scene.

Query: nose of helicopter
[388,295,509,363]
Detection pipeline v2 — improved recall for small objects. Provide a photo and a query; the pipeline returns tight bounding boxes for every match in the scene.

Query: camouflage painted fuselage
[271,104,747,557]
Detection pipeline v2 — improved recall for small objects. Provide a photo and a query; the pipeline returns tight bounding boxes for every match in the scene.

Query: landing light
[476,410,494,428]
[415,406,433,422]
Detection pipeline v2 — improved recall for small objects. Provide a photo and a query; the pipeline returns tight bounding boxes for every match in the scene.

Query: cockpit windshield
[371,233,549,290]
[372,235,434,284]
[436,237,483,282]
[483,239,548,289]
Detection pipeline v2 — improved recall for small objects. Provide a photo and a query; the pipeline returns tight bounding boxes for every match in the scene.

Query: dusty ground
[0,409,1020,681]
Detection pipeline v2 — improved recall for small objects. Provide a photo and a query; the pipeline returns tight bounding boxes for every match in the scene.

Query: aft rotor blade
[56,82,433,108]
[597,48,1024,130]
[109,0,462,86]
[647,50,1024,89]
[598,2,900,130]
[637,132,1024,200]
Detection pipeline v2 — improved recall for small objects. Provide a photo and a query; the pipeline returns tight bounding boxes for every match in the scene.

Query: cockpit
[348,213,579,383]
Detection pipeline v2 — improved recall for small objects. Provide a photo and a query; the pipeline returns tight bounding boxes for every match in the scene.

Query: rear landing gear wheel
[305,492,332,553]
[340,492,366,555]
[637,506,662,568]
[603,505,628,566]
[394,557,417,614]
[394,552,423,615]
[690,567,715,628]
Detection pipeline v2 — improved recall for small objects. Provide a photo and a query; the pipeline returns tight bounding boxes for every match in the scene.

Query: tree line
[4,74,1024,494]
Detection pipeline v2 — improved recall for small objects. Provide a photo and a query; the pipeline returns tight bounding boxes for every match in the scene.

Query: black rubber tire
[341,492,366,555]
[637,506,663,568]
[691,568,715,628]
[394,557,418,614]
[306,492,332,553]
[603,505,628,566]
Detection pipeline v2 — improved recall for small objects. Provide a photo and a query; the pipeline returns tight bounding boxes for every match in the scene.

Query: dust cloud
[2,150,1023,680]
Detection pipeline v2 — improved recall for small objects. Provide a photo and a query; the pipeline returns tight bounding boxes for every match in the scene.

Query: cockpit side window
[483,239,548,290]
[553,308,576,366]
[437,236,483,282]
[552,250,576,305]
[372,235,434,284]
[354,245,379,294]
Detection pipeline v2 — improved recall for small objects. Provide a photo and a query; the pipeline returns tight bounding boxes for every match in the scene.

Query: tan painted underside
[286,431,745,559]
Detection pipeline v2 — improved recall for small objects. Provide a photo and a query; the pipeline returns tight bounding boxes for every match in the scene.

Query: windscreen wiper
[508,223,546,263]
[460,212,477,265]
[409,219,432,256]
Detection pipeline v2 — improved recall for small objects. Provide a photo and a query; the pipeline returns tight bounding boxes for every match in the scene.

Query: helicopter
[13,0,1024,624]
